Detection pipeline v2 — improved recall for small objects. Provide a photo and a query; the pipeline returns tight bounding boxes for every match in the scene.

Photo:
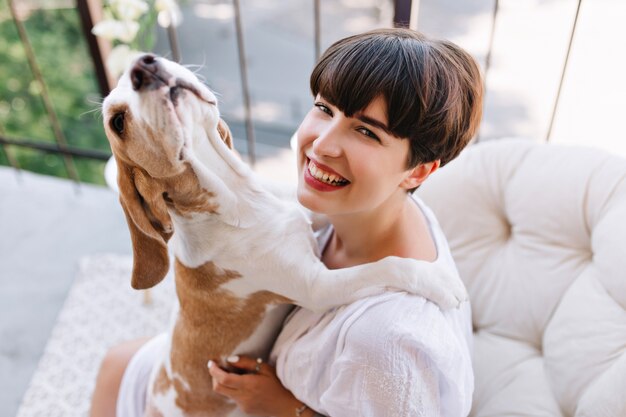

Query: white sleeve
[317,350,442,417]
[273,294,472,417]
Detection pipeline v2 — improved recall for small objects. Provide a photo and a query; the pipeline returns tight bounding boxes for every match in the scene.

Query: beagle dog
[102,54,466,416]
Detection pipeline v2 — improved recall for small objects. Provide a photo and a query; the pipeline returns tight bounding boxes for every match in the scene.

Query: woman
[91,28,483,417]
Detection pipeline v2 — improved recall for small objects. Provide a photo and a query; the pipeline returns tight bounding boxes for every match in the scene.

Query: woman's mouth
[304,158,350,191]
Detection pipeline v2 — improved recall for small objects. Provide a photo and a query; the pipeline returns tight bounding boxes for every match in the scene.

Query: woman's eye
[315,103,332,116]
[111,112,125,135]
[357,127,380,142]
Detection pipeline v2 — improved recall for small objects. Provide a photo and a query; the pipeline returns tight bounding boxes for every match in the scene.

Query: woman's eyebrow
[356,114,391,135]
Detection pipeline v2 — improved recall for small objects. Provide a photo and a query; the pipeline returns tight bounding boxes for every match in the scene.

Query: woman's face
[296,95,416,216]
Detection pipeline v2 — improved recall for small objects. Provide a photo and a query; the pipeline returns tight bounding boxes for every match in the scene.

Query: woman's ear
[401,160,441,190]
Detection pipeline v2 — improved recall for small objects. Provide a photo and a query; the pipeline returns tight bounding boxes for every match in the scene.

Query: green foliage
[0,1,111,185]
[0,144,9,166]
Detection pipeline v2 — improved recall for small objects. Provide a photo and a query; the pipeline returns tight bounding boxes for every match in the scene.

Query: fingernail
[207,360,214,369]
[226,355,239,363]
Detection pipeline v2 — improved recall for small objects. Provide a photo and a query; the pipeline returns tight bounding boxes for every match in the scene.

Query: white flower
[155,0,178,14]
[109,0,149,22]
[156,0,182,27]
[92,19,140,43]
[106,44,143,79]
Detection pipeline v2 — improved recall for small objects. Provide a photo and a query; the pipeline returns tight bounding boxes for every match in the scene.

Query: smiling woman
[267,28,483,417]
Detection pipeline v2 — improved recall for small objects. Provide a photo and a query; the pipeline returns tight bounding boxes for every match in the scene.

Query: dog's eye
[111,112,125,135]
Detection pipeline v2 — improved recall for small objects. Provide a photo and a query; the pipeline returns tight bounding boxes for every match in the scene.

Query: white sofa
[417,139,626,417]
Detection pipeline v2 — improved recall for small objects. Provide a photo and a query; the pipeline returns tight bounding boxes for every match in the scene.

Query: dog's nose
[131,54,166,91]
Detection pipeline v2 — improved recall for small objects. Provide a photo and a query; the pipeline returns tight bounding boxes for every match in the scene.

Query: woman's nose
[311,124,343,158]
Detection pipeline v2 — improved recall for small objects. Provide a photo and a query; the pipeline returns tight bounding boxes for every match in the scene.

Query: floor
[0,167,132,414]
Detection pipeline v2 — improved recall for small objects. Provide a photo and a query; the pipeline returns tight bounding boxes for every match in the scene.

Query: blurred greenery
[0,1,109,184]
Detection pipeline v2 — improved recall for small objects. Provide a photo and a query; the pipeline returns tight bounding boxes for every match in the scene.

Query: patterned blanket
[16,255,174,417]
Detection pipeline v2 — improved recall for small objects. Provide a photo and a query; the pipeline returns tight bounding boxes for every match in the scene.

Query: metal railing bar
[0,145,23,181]
[545,0,582,142]
[0,135,111,161]
[0,123,22,171]
[167,24,182,62]
[314,0,321,62]
[393,0,413,28]
[475,0,499,143]
[8,0,82,185]
[76,0,111,98]
[232,0,256,167]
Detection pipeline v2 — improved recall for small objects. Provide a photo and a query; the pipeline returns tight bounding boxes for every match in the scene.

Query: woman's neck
[322,193,436,269]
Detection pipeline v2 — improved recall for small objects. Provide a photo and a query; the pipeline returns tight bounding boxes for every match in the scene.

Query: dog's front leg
[296,257,467,311]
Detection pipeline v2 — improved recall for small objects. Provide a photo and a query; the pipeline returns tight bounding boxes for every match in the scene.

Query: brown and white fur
[102,54,466,417]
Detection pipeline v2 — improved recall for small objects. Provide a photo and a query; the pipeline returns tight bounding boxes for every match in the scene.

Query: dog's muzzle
[130,54,216,106]
[131,54,171,91]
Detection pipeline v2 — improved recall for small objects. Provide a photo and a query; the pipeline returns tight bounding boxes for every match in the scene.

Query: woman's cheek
[296,123,314,150]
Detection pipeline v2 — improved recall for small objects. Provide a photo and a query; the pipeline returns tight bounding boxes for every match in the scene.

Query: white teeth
[307,160,348,186]
[309,162,319,178]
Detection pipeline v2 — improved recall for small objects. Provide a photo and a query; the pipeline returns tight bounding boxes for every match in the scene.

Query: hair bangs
[309,28,483,171]
[311,35,426,143]
[311,37,399,119]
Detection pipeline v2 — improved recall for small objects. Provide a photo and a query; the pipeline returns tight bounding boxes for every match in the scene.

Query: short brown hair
[310,28,483,168]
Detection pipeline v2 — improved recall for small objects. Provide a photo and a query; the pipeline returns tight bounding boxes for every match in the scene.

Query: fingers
[207,357,272,394]
[226,355,269,375]
[208,360,244,390]
[207,357,293,416]
[212,379,238,397]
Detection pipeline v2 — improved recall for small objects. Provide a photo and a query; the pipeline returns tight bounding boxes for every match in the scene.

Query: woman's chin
[297,184,328,214]
[296,185,315,210]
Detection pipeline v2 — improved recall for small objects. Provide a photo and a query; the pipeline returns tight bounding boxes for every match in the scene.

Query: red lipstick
[303,158,349,192]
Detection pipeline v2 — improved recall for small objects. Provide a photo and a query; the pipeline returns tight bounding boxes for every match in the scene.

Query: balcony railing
[0,0,598,186]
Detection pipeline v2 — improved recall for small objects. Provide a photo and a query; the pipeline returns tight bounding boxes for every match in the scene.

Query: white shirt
[270,195,474,417]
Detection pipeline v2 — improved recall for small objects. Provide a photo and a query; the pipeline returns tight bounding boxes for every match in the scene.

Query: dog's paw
[386,257,468,310]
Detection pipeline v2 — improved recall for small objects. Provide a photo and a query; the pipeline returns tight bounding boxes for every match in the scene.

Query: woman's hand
[207,356,305,417]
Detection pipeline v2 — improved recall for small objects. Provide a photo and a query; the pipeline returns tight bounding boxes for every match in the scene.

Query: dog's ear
[116,160,172,290]
[217,118,234,150]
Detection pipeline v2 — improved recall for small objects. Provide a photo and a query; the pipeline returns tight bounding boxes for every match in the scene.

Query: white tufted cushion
[417,139,626,417]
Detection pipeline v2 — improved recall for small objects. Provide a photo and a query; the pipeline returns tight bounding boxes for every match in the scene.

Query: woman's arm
[208,356,327,417]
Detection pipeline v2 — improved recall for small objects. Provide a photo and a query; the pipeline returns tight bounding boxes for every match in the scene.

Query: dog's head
[102,54,234,290]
